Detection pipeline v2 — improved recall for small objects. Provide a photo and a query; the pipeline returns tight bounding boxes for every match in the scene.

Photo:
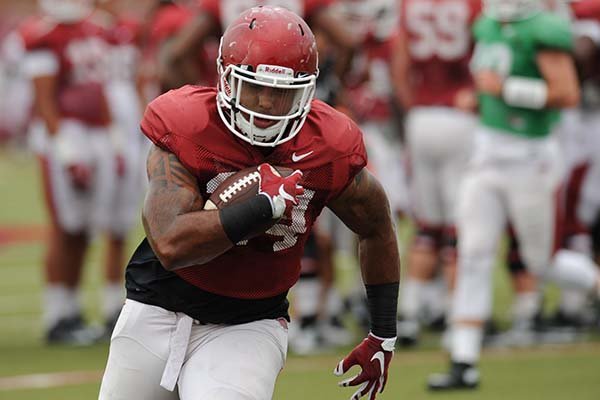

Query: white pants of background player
[99,300,288,400]
[401,107,476,325]
[30,118,116,235]
[450,127,599,363]
[104,80,148,237]
[361,120,410,215]
[406,107,476,226]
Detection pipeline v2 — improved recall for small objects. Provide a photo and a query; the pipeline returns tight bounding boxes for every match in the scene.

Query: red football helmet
[217,6,319,147]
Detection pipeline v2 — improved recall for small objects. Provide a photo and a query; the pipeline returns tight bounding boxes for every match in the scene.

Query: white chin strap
[235,112,286,144]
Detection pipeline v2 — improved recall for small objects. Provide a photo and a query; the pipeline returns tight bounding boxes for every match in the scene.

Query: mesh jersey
[198,0,334,31]
[400,0,481,107]
[471,13,573,137]
[21,17,110,126]
[138,85,367,299]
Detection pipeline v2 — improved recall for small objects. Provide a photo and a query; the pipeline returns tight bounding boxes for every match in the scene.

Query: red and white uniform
[99,86,366,399]
[142,86,366,298]
[141,2,195,95]
[401,0,480,232]
[95,12,148,237]
[344,32,410,215]
[21,16,116,234]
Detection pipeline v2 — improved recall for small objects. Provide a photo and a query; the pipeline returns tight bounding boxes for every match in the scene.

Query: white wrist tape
[502,77,548,110]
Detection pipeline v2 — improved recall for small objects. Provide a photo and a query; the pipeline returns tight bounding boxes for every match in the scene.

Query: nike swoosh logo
[292,151,314,162]
[278,184,295,203]
[371,351,385,374]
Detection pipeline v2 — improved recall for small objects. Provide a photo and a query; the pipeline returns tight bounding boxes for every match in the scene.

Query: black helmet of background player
[216,6,319,147]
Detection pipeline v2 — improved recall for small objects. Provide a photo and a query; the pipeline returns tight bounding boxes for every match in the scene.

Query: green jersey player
[427,0,600,391]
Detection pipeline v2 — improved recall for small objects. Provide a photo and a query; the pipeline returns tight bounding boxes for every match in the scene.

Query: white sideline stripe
[0,371,103,391]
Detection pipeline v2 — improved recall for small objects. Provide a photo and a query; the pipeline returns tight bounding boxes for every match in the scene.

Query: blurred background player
[289,0,410,354]
[90,0,149,334]
[0,25,33,147]
[22,0,122,344]
[158,0,363,91]
[428,0,600,390]
[395,0,481,346]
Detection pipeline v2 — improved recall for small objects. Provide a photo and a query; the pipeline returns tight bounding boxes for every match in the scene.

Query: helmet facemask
[217,57,317,147]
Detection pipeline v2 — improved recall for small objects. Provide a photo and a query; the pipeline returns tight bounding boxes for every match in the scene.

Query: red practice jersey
[21,17,110,126]
[197,0,334,31]
[400,0,481,107]
[141,86,367,299]
[96,13,141,83]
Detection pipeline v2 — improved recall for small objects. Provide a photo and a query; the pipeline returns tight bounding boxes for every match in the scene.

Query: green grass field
[1,149,599,400]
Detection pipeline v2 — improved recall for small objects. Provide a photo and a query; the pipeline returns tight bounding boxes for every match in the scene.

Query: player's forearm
[359,226,400,338]
[144,209,233,270]
[33,76,60,134]
[358,225,401,285]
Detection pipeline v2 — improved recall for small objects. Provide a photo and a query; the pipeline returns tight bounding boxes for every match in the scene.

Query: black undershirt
[125,238,290,324]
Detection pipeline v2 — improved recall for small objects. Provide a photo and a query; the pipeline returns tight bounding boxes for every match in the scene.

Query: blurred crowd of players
[0,0,599,359]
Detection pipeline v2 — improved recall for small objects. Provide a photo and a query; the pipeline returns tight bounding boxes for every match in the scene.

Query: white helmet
[484,0,543,21]
[39,0,94,23]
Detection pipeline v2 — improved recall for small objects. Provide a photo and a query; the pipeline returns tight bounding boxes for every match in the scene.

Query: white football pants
[37,119,115,235]
[99,300,288,400]
[452,128,564,322]
[406,107,476,226]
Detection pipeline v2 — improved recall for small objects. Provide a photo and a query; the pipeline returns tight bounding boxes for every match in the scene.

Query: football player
[428,0,600,390]
[395,0,481,346]
[98,7,400,400]
[22,0,117,345]
[158,0,364,90]
[91,0,149,335]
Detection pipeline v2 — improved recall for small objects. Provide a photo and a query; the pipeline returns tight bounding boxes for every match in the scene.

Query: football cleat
[397,318,419,347]
[46,315,102,346]
[427,362,480,391]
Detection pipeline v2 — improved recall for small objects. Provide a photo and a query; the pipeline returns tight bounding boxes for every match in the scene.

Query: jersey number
[406,0,470,61]
[207,172,314,252]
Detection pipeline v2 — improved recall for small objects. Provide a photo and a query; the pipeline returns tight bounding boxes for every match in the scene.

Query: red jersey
[141,86,367,299]
[572,0,600,21]
[96,14,141,83]
[344,33,401,121]
[400,0,481,107]
[21,17,110,126]
[197,0,334,31]
[143,2,218,88]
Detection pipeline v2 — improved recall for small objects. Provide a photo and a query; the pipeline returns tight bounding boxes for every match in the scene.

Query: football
[204,165,294,210]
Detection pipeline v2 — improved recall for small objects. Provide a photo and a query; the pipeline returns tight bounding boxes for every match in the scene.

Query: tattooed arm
[327,169,400,284]
[142,145,232,270]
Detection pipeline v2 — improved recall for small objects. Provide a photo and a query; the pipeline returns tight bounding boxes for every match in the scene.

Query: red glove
[67,163,92,191]
[115,154,126,178]
[257,163,304,219]
[334,333,396,400]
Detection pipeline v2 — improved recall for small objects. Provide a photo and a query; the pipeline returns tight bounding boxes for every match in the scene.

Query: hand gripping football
[204,166,294,210]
